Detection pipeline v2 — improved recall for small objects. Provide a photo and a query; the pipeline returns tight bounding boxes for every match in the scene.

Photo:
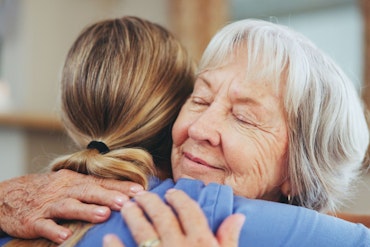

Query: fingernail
[165,189,177,198]
[103,234,117,245]
[95,207,109,217]
[123,200,136,208]
[59,230,70,241]
[236,214,246,226]
[130,185,144,193]
[135,190,147,196]
[166,188,177,194]
[114,196,127,207]
[164,189,177,200]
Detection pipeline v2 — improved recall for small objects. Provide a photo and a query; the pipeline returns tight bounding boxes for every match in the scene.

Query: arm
[62,178,369,246]
[119,179,370,247]
[0,169,143,244]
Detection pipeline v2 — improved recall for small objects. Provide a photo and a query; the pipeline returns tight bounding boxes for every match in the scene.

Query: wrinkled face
[171,52,289,201]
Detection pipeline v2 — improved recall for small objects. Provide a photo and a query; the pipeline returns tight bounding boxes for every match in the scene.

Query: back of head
[199,19,369,212]
[52,16,194,186]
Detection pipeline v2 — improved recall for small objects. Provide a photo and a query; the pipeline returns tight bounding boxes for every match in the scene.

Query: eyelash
[191,96,209,106]
[234,113,258,127]
[190,96,259,127]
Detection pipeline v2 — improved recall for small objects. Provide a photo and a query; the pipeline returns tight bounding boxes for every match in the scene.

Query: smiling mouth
[184,152,222,170]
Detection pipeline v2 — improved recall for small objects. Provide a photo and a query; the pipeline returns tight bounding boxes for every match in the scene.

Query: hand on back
[0,169,143,244]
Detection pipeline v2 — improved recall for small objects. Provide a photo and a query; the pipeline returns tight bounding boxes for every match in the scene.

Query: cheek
[224,132,288,193]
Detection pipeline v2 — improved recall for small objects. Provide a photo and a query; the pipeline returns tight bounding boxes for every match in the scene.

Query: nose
[188,105,221,146]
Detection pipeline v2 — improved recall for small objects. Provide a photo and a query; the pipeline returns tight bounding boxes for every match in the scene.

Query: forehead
[197,48,285,97]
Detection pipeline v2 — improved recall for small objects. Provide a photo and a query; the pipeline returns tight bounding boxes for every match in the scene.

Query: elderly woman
[103,18,370,246]
[169,18,369,212]
[1,18,369,246]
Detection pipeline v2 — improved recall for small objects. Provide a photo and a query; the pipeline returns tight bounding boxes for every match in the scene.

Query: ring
[138,238,160,247]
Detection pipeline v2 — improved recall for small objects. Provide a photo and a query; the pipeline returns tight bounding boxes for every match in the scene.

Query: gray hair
[199,19,369,212]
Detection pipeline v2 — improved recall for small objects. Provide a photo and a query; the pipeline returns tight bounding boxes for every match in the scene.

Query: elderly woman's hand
[121,189,245,247]
[0,169,143,244]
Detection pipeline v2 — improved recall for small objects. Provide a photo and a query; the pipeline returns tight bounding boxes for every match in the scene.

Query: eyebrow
[235,96,269,118]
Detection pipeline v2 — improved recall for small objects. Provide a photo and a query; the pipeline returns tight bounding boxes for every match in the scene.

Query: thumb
[216,214,246,247]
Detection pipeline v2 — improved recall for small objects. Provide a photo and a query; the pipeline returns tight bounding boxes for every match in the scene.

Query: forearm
[0,175,31,236]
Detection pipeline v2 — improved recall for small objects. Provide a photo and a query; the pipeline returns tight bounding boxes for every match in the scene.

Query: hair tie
[87,141,110,154]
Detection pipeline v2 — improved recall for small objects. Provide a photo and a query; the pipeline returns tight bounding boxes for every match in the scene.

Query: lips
[184,151,222,170]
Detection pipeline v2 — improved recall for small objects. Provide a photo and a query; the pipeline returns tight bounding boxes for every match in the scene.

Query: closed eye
[191,96,210,106]
[234,113,259,127]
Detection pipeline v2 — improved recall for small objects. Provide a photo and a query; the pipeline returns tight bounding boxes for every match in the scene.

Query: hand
[121,189,245,247]
[0,169,143,244]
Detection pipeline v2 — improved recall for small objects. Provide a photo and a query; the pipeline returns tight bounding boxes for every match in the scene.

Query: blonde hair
[199,19,369,212]
[6,16,194,247]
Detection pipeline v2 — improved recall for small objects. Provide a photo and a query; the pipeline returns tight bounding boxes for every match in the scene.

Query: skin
[171,51,290,201]
[0,169,143,244]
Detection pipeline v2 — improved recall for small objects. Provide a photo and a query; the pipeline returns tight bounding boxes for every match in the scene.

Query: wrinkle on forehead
[199,46,287,98]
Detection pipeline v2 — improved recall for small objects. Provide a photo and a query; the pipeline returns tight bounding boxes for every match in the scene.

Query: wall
[0,0,169,180]
[1,0,169,114]
[277,4,363,91]
[232,1,363,91]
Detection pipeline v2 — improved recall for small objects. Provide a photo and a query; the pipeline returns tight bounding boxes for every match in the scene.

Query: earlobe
[280,178,292,198]
[280,178,294,204]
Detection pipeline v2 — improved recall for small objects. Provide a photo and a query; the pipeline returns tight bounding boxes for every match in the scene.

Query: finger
[33,219,72,244]
[68,183,130,210]
[50,198,111,223]
[164,189,210,235]
[133,192,182,241]
[103,234,125,247]
[92,176,144,197]
[216,214,245,247]
[120,201,158,243]
[56,169,143,207]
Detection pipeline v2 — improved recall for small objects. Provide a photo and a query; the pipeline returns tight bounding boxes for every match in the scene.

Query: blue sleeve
[67,178,370,247]
[171,179,370,246]
[3,178,368,246]
[233,196,370,247]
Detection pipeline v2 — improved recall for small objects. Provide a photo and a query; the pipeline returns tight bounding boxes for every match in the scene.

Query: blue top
[1,178,369,247]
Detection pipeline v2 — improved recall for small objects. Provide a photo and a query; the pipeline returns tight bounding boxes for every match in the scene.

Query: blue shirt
[1,178,369,246]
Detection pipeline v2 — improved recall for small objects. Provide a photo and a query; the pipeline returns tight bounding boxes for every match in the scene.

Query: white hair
[199,19,369,212]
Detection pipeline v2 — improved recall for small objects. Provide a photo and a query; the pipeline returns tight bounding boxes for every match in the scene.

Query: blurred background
[0,0,369,213]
